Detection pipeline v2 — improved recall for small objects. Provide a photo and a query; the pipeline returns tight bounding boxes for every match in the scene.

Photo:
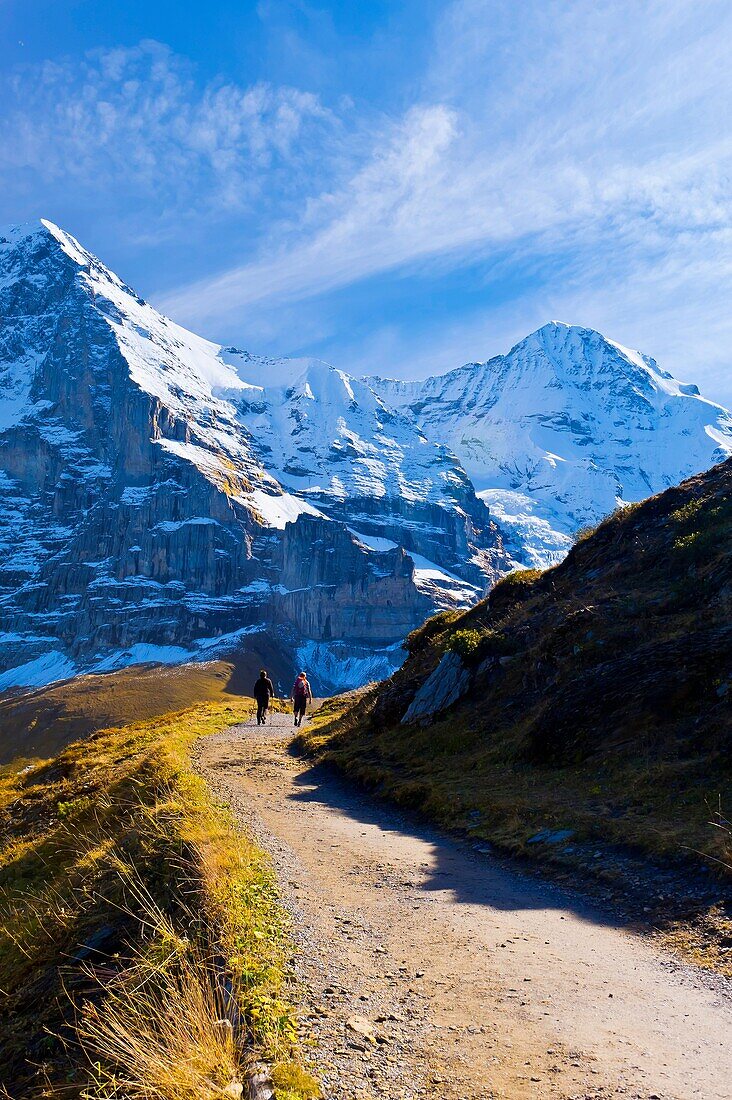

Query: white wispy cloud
[160,103,463,315]
[334,224,732,406]
[159,0,732,358]
[0,39,336,215]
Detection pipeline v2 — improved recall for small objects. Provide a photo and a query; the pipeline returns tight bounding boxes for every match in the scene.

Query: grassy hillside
[300,460,732,960]
[0,698,318,1099]
[0,642,293,765]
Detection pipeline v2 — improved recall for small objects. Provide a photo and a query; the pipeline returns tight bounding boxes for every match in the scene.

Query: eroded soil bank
[196,714,731,1100]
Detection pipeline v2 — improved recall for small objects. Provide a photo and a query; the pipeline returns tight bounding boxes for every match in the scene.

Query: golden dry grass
[76,875,242,1100]
[0,698,319,1099]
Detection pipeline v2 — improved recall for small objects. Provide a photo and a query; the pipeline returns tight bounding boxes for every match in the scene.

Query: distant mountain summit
[369,321,732,565]
[0,220,506,693]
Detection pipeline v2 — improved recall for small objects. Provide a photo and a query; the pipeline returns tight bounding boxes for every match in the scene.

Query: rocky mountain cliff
[370,323,732,566]
[0,221,507,693]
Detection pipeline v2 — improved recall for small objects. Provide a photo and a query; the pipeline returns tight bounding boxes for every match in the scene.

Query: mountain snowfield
[369,323,732,567]
[0,218,730,693]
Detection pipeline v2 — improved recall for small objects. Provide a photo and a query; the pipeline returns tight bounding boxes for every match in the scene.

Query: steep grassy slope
[301,459,732,900]
[0,700,318,1099]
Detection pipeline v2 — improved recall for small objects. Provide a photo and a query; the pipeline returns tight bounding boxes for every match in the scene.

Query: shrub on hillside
[404,609,460,654]
[494,567,542,589]
[670,497,705,526]
[574,523,599,543]
[448,629,483,660]
[671,500,732,564]
[448,627,516,663]
[488,567,543,615]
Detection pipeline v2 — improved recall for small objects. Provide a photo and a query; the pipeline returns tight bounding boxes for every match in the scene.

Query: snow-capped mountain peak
[369,321,732,566]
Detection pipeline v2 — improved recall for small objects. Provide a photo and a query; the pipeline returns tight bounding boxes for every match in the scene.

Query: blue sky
[2,1,732,403]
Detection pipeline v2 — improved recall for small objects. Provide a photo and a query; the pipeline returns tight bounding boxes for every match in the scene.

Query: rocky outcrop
[401,650,471,724]
[322,495,504,589]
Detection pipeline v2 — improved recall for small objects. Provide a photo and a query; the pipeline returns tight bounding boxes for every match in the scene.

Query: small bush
[448,627,516,662]
[404,610,460,654]
[449,629,483,660]
[499,567,542,586]
[673,527,717,562]
[491,568,542,598]
[670,498,704,526]
[57,794,95,818]
[271,1062,321,1100]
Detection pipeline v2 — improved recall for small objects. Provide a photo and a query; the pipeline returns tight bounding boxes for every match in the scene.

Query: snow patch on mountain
[226,355,476,511]
[349,528,481,605]
[0,651,77,692]
[295,639,405,695]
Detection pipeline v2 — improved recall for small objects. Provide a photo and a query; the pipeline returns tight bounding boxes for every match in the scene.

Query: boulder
[401,650,470,723]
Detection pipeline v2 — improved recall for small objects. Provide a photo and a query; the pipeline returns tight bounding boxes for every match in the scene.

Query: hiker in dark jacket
[253,669,275,725]
[291,671,313,726]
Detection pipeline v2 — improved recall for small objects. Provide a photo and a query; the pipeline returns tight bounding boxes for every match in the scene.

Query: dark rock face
[0,222,508,692]
[276,516,432,644]
[401,650,471,723]
[0,228,261,669]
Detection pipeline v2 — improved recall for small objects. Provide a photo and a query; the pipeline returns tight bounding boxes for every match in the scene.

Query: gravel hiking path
[194,711,732,1100]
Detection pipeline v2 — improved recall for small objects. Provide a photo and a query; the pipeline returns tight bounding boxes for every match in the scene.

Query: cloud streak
[159,0,732,362]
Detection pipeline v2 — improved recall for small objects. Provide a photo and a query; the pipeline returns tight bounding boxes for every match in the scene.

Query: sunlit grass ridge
[0,699,318,1099]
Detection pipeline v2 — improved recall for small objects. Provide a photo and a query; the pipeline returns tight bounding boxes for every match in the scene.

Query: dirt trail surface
[195,713,732,1100]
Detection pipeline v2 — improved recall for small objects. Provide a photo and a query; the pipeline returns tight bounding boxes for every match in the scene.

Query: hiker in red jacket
[291,671,313,726]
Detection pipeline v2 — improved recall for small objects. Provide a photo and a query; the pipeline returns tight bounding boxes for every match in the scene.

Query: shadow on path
[284,751,626,930]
